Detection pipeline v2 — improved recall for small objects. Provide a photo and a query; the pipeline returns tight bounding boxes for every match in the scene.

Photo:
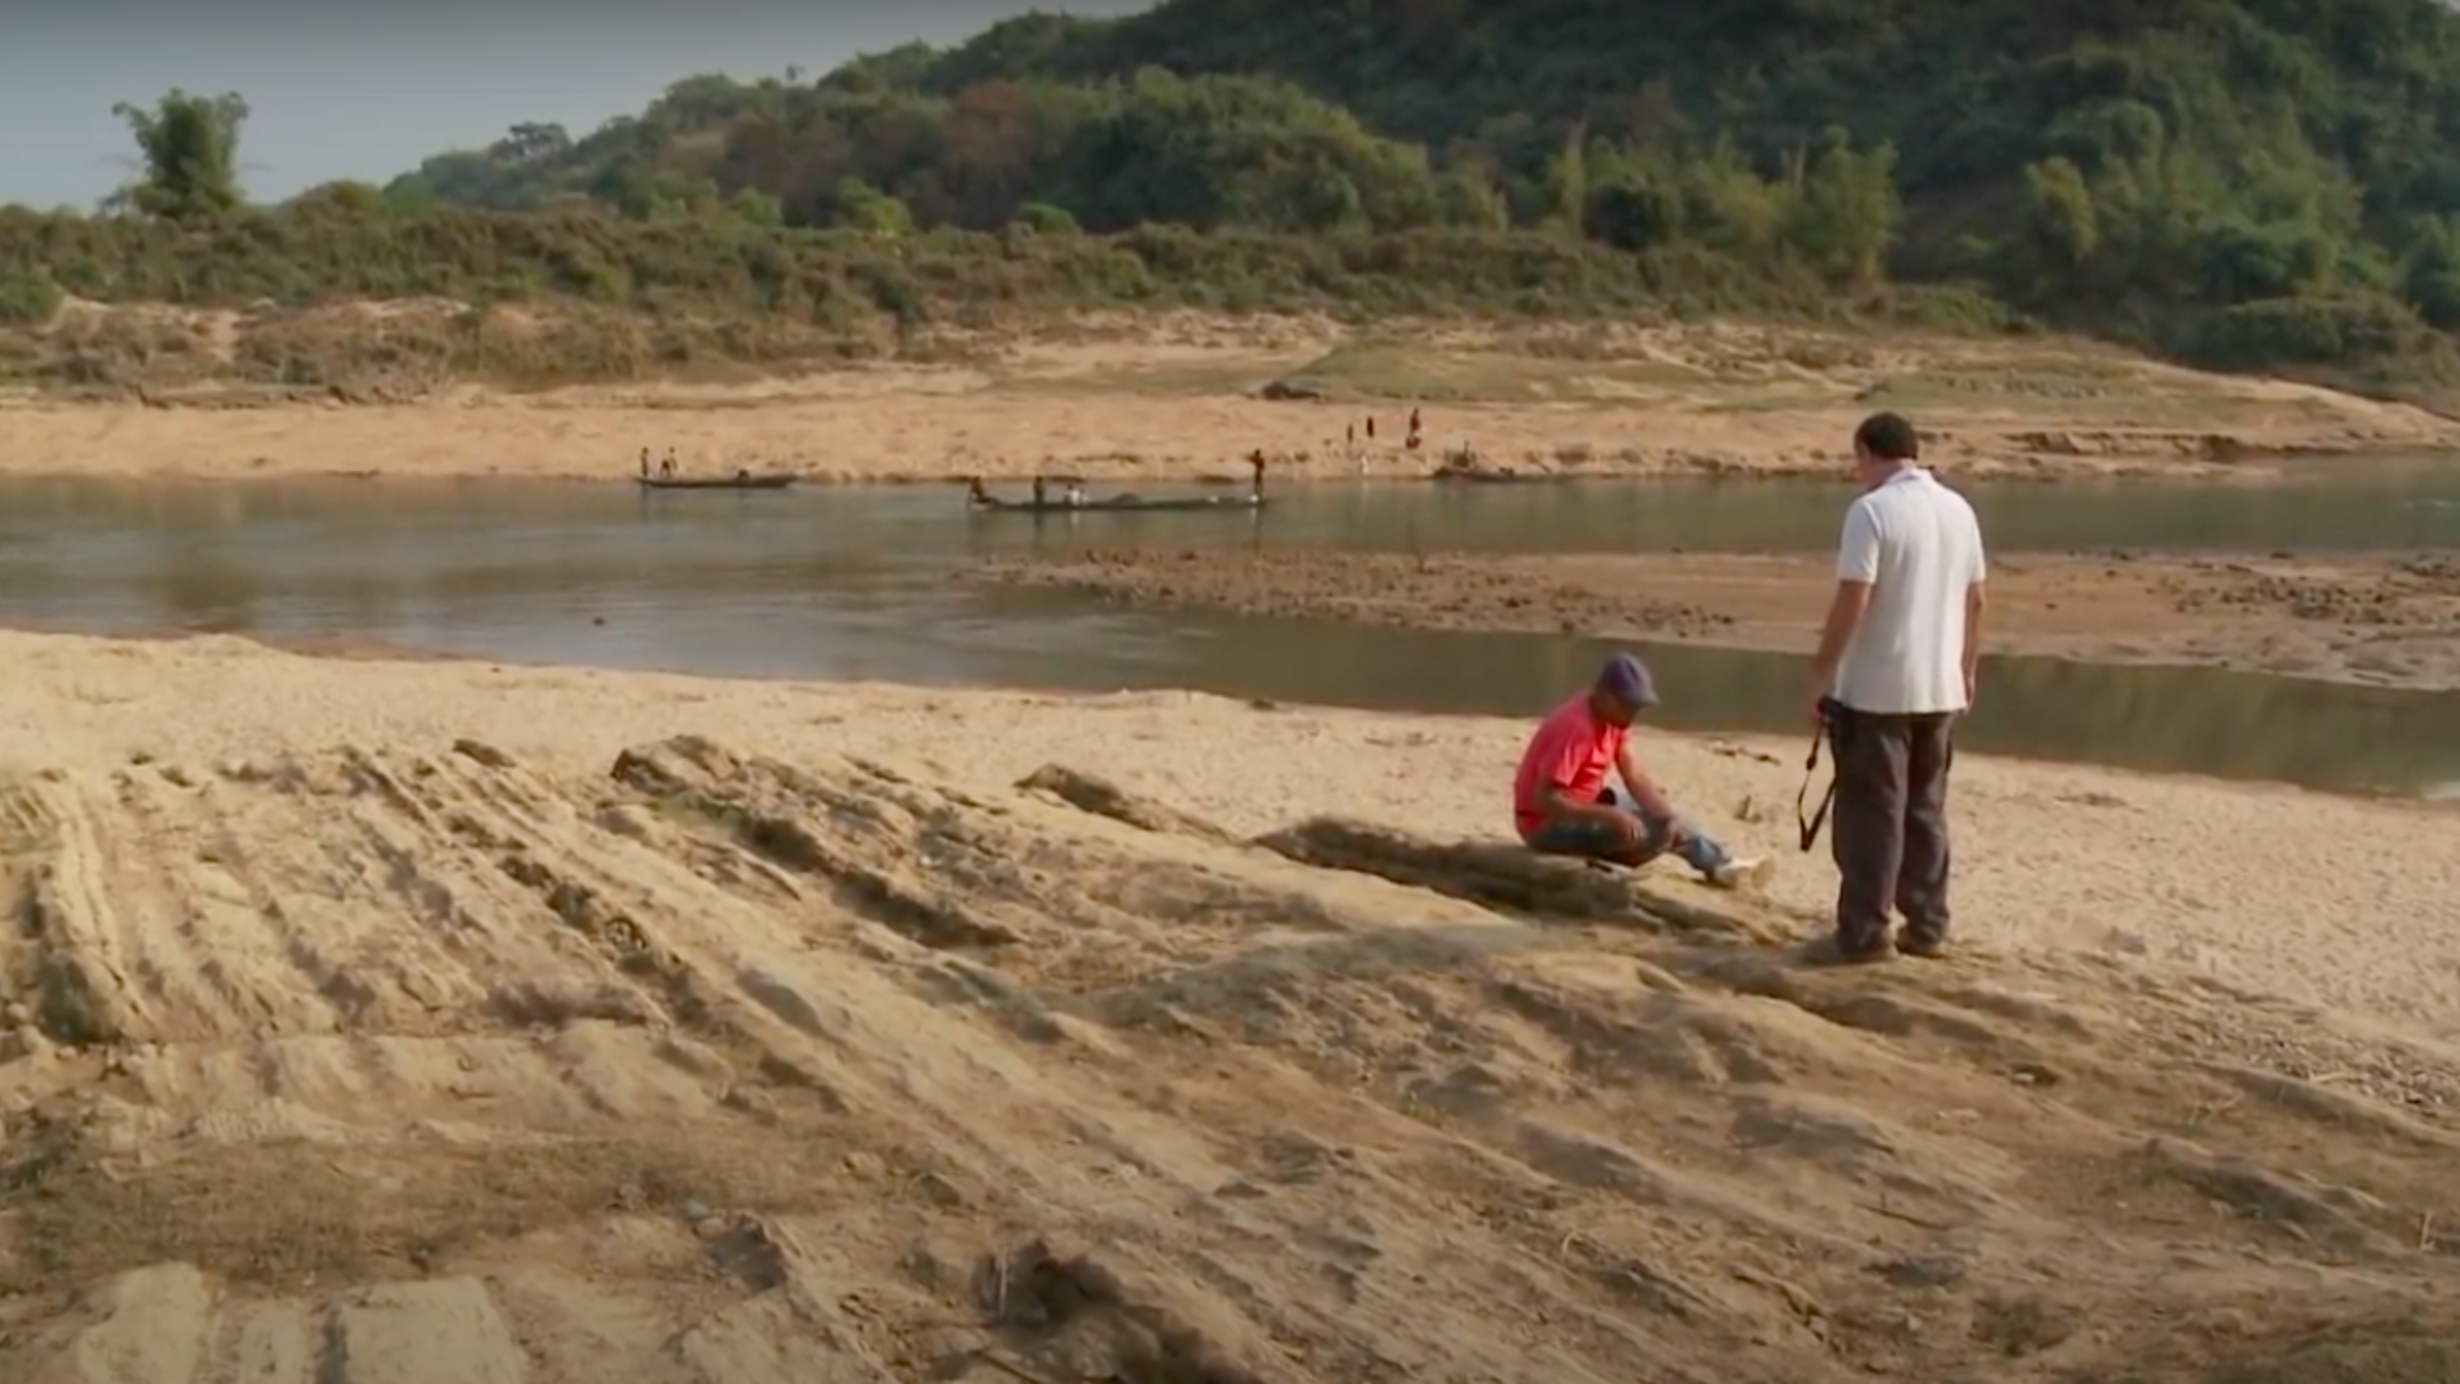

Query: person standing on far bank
[1804,412,1986,963]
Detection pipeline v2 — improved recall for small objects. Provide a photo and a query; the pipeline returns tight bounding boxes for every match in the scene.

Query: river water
[2,467,2457,798]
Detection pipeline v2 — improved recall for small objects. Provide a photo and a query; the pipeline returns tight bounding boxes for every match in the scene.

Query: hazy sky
[0,0,1153,209]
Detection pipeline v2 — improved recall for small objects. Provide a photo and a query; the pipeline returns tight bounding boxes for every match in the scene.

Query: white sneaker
[1708,857,1775,892]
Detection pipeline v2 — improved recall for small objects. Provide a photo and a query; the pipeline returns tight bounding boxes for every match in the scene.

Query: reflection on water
[4,463,2460,565]
[957,588,2460,799]
[2,474,2458,797]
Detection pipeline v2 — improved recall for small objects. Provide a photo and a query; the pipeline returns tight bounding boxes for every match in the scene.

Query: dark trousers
[1826,705,1958,953]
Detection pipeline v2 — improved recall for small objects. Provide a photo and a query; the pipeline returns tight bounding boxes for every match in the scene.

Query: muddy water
[2,472,2456,797]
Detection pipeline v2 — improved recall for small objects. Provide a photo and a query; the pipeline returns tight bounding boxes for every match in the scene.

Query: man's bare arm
[1538,782,1639,836]
[1962,580,1987,697]
[1807,580,1874,695]
[1614,742,1677,821]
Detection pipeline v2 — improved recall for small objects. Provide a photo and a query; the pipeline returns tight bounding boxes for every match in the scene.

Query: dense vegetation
[11,0,2460,393]
[6,198,1952,389]
[379,0,2460,378]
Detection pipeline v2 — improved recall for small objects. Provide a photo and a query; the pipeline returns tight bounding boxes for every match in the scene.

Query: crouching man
[1512,653,1773,891]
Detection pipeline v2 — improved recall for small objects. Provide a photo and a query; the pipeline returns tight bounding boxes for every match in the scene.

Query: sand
[984,548,2460,692]
[1,628,2458,1382]
[6,315,2460,485]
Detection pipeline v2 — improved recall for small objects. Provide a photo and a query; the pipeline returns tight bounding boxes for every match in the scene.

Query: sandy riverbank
[984,547,2460,693]
[1,629,2457,1382]
[6,315,2459,485]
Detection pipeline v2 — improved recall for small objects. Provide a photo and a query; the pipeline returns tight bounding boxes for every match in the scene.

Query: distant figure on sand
[1804,411,1987,964]
[1032,476,1048,507]
[638,448,651,478]
[1406,408,1423,450]
[1247,449,1266,500]
[1513,654,1773,891]
[659,448,678,478]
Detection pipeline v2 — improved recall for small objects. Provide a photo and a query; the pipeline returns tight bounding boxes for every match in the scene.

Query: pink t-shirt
[1512,694,1626,839]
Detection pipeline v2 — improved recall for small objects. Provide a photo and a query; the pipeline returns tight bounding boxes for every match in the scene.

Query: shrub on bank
[0,270,61,325]
[0,202,1846,323]
[2170,293,2435,370]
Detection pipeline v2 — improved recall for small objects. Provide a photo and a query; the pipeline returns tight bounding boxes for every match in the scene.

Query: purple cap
[1597,652,1658,708]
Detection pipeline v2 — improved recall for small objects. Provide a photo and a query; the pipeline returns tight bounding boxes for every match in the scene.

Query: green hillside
[11,0,2460,394]
[380,0,2460,368]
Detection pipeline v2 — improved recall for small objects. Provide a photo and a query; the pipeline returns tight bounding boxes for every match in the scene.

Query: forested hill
[376,0,2460,377]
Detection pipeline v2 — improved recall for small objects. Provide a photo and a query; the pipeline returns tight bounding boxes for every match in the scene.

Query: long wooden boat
[1429,467,1577,485]
[967,493,1269,514]
[636,473,798,491]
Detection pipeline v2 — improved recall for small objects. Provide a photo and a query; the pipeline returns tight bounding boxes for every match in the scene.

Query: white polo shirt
[1831,467,1986,714]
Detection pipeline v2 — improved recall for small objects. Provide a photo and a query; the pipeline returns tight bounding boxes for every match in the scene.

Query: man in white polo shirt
[1804,412,1986,963]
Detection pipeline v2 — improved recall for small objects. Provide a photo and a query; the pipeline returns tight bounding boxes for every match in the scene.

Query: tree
[1539,124,1588,234]
[1012,201,1081,234]
[2399,216,2460,329]
[1585,174,1682,251]
[1782,130,1901,285]
[286,180,387,215]
[729,186,786,226]
[830,178,914,236]
[0,273,61,326]
[1435,166,1509,229]
[490,123,571,164]
[2024,157,2100,270]
[112,89,250,219]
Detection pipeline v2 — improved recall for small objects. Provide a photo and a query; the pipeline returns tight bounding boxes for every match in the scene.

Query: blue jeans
[1526,810,1732,876]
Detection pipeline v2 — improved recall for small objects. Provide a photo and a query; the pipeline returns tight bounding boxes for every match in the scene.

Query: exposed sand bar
[1,628,2457,1382]
[6,318,2460,483]
[984,548,2460,693]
